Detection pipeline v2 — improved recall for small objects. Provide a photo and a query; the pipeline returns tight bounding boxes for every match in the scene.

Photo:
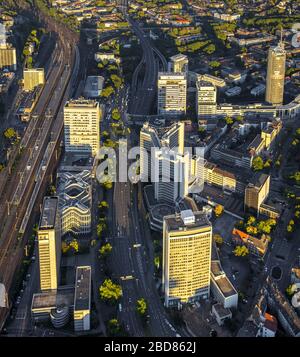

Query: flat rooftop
[248,173,270,188]
[164,211,211,232]
[39,197,58,230]
[170,53,188,61]
[74,266,91,311]
[214,276,237,298]
[65,99,99,108]
[32,286,75,310]
[211,261,224,277]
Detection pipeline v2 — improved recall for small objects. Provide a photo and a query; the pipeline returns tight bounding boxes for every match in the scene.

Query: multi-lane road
[129,18,167,115]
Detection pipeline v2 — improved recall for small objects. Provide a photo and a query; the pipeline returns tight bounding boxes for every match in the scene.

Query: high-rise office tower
[140,121,185,181]
[38,197,61,291]
[64,99,101,156]
[196,80,217,119]
[265,42,286,106]
[23,68,45,91]
[162,210,212,307]
[157,73,187,115]
[244,173,270,216]
[168,54,188,74]
[0,44,17,71]
[153,148,190,203]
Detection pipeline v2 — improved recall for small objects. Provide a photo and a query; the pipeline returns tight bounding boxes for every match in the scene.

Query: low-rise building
[232,228,269,258]
[210,259,238,309]
[212,303,232,326]
[83,76,104,98]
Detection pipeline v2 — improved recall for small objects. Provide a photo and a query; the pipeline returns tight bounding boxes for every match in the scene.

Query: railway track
[0,33,78,331]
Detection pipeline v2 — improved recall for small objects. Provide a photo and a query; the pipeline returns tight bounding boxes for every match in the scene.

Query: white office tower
[64,99,101,156]
[140,121,185,181]
[196,80,217,119]
[154,148,190,203]
[162,210,212,307]
[157,73,187,115]
[168,54,189,74]
[38,197,61,291]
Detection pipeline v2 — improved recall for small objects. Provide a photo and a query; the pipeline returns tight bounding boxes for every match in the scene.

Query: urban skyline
[0,0,299,344]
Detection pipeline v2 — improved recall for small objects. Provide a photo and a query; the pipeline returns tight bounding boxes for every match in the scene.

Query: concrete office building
[140,120,185,181]
[244,174,270,216]
[154,148,190,203]
[168,54,188,74]
[0,44,17,71]
[265,42,286,106]
[74,266,91,332]
[162,210,212,307]
[64,99,101,156]
[23,68,45,91]
[38,197,61,291]
[157,73,187,115]
[196,80,217,119]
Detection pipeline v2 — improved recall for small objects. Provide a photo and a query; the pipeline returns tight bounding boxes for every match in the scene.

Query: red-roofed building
[257,313,277,337]
[232,228,269,257]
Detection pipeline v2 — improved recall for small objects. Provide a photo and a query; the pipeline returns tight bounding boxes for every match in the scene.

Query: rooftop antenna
[280,26,284,48]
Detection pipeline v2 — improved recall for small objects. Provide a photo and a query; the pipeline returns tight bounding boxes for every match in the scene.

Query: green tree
[99,243,112,258]
[98,201,109,210]
[225,116,234,125]
[136,298,147,316]
[252,156,264,171]
[214,204,224,217]
[286,284,294,297]
[101,86,115,98]
[99,279,122,303]
[3,127,17,140]
[233,245,249,257]
[213,233,223,246]
[209,60,221,69]
[97,222,107,238]
[154,256,160,270]
[107,318,121,336]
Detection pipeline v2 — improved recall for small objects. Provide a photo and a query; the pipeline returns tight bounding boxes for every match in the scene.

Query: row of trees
[236,216,277,236]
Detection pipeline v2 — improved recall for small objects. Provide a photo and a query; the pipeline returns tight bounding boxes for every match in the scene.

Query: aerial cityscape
[1,0,300,342]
